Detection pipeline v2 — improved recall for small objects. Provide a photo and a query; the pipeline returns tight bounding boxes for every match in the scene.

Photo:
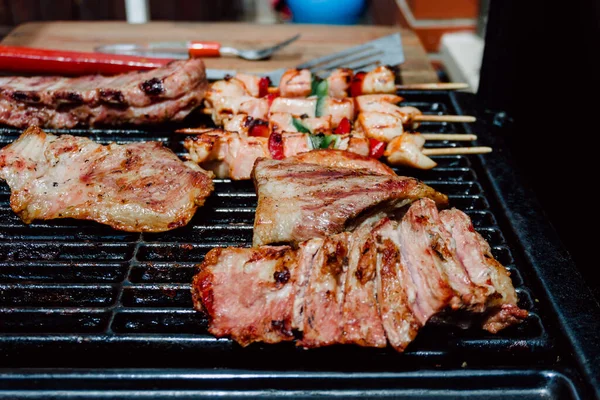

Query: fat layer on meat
[191,246,298,346]
[192,201,527,351]
[252,158,448,246]
[0,126,213,231]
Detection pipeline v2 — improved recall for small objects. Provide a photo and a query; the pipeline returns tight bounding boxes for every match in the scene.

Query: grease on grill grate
[0,93,547,362]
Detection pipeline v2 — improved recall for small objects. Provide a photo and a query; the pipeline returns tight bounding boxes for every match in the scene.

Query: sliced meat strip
[298,233,350,348]
[414,198,488,312]
[373,218,421,351]
[396,199,454,325]
[340,221,387,347]
[439,208,528,332]
[191,246,298,346]
[292,238,324,331]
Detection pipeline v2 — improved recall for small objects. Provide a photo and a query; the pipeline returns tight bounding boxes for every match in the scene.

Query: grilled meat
[0,126,213,232]
[0,59,207,129]
[191,246,298,346]
[0,59,205,108]
[341,221,387,347]
[184,129,270,180]
[183,127,374,180]
[288,150,393,175]
[252,158,448,246]
[298,233,350,347]
[439,208,528,332]
[192,202,527,351]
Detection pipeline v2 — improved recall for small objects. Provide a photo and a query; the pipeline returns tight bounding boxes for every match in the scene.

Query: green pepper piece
[310,76,321,96]
[308,133,325,149]
[292,117,311,133]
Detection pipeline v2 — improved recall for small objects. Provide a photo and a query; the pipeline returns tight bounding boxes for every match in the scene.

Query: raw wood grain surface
[0,21,438,83]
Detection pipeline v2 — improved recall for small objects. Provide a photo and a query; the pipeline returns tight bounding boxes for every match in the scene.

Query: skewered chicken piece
[183,128,371,180]
[179,111,482,172]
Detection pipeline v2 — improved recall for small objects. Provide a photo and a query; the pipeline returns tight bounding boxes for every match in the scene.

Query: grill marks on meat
[252,158,448,246]
[192,200,527,351]
[191,246,298,346]
[374,219,421,351]
[0,127,213,232]
[341,222,387,347]
[0,59,207,128]
[439,209,528,332]
[299,233,350,347]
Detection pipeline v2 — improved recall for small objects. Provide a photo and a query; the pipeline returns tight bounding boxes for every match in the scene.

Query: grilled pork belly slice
[340,221,387,347]
[191,202,526,350]
[298,233,350,348]
[191,246,298,346]
[0,59,206,108]
[0,126,213,232]
[0,80,207,129]
[373,218,421,351]
[252,158,448,246]
[439,209,528,332]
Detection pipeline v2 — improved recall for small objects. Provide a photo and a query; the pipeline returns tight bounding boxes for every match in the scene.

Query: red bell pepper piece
[334,117,351,135]
[350,71,366,97]
[258,77,271,98]
[369,138,386,159]
[266,92,279,108]
[268,132,285,160]
[249,120,271,138]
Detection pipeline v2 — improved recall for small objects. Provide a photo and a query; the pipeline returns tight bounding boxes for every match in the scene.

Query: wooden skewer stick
[422,146,492,156]
[396,82,470,90]
[413,115,476,123]
[200,107,476,124]
[420,133,477,141]
[265,84,469,94]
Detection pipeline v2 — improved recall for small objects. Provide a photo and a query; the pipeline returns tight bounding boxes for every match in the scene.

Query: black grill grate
[0,93,553,371]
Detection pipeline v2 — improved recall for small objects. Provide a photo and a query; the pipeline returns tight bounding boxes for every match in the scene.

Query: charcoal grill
[1,1,600,397]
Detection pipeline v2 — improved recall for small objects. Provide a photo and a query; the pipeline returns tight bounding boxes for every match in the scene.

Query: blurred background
[0,0,488,91]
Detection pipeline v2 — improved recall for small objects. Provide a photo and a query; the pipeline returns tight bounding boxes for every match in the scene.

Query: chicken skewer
[201,72,475,129]
[179,113,490,178]
[234,66,468,98]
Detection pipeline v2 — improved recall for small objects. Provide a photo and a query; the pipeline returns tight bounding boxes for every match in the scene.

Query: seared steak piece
[191,246,298,346]
[373,218,421,351]
[252,158,448,246]
[0,59,206,108]
[192,202,526,351]
[340,221,387,347]
[0,59,207,128]
[298,233,350,348]
[0,87,205,129]
[0,127,213,232]
[440,209,528,332]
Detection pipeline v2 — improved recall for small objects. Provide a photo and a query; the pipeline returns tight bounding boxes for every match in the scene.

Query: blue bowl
[287,0,367,25]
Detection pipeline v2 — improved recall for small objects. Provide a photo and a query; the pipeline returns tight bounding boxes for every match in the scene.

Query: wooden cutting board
[0,21,438,84]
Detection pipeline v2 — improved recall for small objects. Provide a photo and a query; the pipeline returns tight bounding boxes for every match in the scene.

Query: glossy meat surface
[0,127,213,231]
[252,158,448,246]
[192,202,526,351]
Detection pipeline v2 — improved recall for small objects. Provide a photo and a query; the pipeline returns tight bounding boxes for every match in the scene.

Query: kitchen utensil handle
[188,41,221,57]
[0,45,172,75]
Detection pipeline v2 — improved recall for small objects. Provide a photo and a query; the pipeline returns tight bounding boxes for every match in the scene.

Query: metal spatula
[205,33,404,83]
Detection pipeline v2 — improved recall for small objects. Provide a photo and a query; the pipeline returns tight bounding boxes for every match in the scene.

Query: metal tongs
[94,34,301,61]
